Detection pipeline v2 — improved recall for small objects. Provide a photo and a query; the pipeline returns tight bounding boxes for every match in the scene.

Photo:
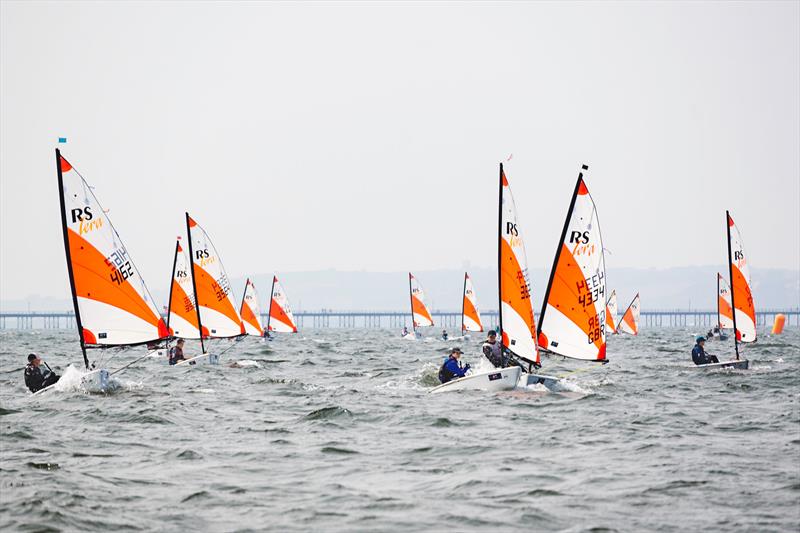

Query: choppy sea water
[0,327,798,532]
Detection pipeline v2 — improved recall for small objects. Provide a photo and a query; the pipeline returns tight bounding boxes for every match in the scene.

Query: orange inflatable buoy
[772,314,786,335]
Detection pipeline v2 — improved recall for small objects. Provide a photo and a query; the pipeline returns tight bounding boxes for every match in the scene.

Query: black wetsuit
[691,344,719,365]
[169,346,186,365]
[24,364,59,393]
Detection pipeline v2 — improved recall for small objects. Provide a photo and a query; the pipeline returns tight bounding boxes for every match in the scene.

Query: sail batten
[461,272,483,333]
[498,164,539,365]
[268,276,297,333]
[537,167,607,361]
[56,150,167,363]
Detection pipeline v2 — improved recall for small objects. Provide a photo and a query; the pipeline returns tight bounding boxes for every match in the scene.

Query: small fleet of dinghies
[46,148,760,395]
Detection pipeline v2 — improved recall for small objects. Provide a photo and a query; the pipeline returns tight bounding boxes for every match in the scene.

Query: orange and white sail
[726,212,756,343]
[538,166,607,361]
[618,293,640,335]
[461,272,483,333]
[167,239,201,339]
[239,278,264,336]
[605,290,618,334]
[409,273,434,329]
[717,273,734,330]
[267,276,297,333]
[185,214,244,338]
[498,164,539,365]
[56,149,167,366]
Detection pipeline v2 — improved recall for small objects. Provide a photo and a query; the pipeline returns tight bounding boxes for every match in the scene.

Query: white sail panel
[605,289,618,334]
[186,215,244,338]
[268,276,297,333]
[717,273,734,330]
[57,151,167,346]
[538,171,607,361]
[240,278,264,336]
[499,165,539,364]
[727,213,756,343]
[618,293,640,335]
[462,273,483,332]
[168,240,201,339]
[409,273,434,328]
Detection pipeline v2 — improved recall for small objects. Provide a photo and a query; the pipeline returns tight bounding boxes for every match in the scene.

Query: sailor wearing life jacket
[24,353,60,393]
[691,336,719,365]
[482,330,504,367]
[438,347,470,384]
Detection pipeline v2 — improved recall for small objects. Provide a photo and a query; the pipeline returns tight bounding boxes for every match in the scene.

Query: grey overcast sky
[1,1,798,302]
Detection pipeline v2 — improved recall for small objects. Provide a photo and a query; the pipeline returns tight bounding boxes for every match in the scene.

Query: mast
[185,212,206,354]
[240,278,250,328]
[726,211,740,360]
[538,164,588,339]
[56,149,90,370]
[266,275,276,332]
[408,272,415,333]
[716,274,720,330]
[461,272,467,336]
[165,240,180,334]
[497,164,504,341]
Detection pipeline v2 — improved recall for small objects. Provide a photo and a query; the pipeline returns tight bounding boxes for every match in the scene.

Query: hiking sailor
[691,336,720,365]
[24,353,60,393]
[482,330,505,367]
[438,347,471,384]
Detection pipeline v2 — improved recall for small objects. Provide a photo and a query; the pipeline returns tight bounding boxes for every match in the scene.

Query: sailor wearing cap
[691,336,719,365]
[437,347,471,384]
[24,353,60,393]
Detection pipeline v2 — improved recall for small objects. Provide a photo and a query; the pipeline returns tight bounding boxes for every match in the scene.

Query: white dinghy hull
[429,366,521,394]
[694,359,749,370]
[517,372,561,390]
[175,353,219,366]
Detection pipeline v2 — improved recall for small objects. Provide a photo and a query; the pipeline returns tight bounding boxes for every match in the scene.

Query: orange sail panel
[462,272,483,332]
[186,215,244,338]
[498,165,539,364]
[58,151,167,347]
[409,273,434,328]
[618,293,640,335]
[268,276,297,333]
[605,289,618,334]
[239,278,264,336]
[727,213,756,343]
[717,273,734,330]
[167,240,201,339]
[538,168,607,361]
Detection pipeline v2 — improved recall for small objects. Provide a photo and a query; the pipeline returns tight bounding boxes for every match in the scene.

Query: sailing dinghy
[605,290,618,334]
[618,294,640,335]
[50,149,168,393]
[405,273,434,339]
[267,275,298,334]
[460,272,484,337]
[697,213,754,370]
[240,278,265,336]
[182,213,245,365]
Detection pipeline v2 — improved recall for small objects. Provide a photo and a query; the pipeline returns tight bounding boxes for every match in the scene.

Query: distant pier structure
[1,309,798,330]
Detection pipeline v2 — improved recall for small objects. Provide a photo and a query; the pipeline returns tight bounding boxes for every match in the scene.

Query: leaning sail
[618,293,640,335]
[717,273,734,330]
[186,214,244,338]
[605,289,618,334]
[409,273,434,328]
[268,276,298,333]
[462,272,483,332]
[498,164,539,365]
[538,167,607,361]
[239,278,264,336]
[727,213,756,343]
[167,239,201,339]
[57,150,167,346]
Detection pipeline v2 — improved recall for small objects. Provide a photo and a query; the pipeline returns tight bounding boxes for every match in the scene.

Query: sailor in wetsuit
[438,347,471,384]
[691,336,719,365]
[482,330,505,367]
[168,339,188,365]
[441,329,448,341]
[24,353,60,393]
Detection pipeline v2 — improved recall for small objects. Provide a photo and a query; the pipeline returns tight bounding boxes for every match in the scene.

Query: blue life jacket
[438,356,468,384]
